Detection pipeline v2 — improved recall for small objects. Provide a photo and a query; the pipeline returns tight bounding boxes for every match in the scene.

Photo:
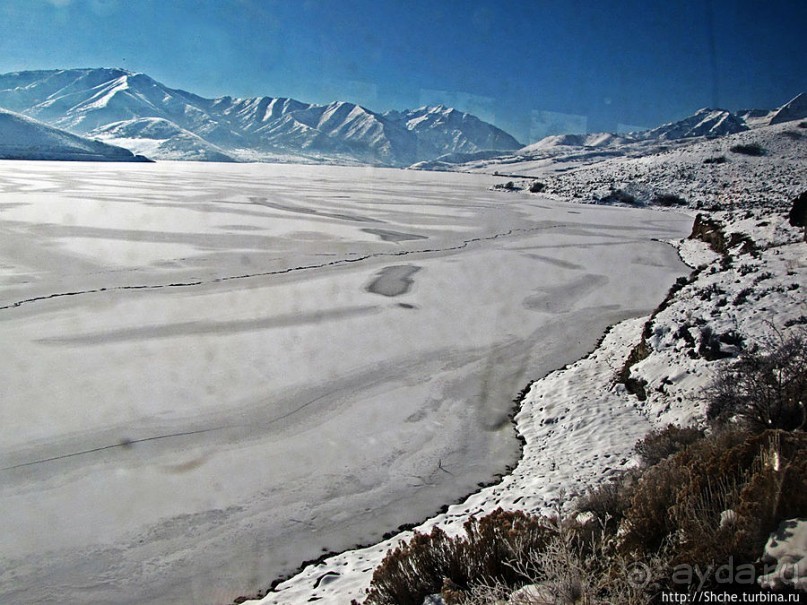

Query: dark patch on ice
[36,305,381,345]
[366,265,421,297]
[161,454,210,474]
[361,228,428,242]
[525,253,585,270]
[249,197,383,224]
[220,224,264,231]
[398,302,417,309]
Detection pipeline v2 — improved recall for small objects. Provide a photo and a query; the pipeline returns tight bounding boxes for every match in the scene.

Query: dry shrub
[731,432,807,555]
[620,453,691,554]
[458,515,667,605]
[730,142,766,156]
[575,471,639,532]
[620,428,807,591]
[707,330,807,431]
[364,509,553,605]
[622,428,746,559]
[635,424,705,467]
[363,527,458,605]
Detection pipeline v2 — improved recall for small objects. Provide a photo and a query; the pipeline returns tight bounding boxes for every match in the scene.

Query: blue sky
[0,0,804,143]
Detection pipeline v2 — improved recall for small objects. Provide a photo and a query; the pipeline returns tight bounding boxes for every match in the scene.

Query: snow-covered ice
[0,161,690,605]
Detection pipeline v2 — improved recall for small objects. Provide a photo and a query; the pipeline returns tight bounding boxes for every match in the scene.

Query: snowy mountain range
[0,68,804,167]
[413,92,807,172]
[0,68,522,165]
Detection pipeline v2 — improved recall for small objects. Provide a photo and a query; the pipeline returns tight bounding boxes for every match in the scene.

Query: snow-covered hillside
[519,132,629,153]
[0,107,147,161]
[91,118,235,162]
[0,68,521,165]
[414,93,805,177]
[499,121,806,211]
[769,92,807,125]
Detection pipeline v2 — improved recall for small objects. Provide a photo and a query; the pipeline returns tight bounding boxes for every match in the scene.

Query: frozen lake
[0,161,691,604]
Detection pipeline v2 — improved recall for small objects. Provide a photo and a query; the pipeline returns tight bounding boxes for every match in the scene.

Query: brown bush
[457,514,667,605]
[620,455,690,554]
[635,424,705,467]
[364,509,553,605]
[620,428,807,591]
[706,331,807,431]
[731,432,807,556]
[575,471,639,531]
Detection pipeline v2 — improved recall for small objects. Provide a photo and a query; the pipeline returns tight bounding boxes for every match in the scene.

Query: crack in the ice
[0,426,232,472]
[0,226,543,312]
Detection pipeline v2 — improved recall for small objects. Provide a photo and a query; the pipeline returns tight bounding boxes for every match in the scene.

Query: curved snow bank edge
[245,312,665,604]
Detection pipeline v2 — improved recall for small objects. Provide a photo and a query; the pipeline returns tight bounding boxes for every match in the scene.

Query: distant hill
[0,107,148,161]
[90,117,235,162]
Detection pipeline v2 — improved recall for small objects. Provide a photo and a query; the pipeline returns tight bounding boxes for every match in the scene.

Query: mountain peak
[642,107,747,140]
[76,66,135,79]
[769,92,807,125]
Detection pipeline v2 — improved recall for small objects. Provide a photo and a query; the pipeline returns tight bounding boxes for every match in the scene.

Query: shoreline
[242,318,640,603]
[242,209,695,604]
[0,161,693,605]
[244,317,663,605]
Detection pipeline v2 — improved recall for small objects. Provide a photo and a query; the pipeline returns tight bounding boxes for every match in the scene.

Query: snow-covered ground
[247,119,805,604]
[0,161,690,605]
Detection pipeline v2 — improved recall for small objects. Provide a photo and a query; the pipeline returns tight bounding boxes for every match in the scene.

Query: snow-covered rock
[759,518,807,591]
[509,583,561,605]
